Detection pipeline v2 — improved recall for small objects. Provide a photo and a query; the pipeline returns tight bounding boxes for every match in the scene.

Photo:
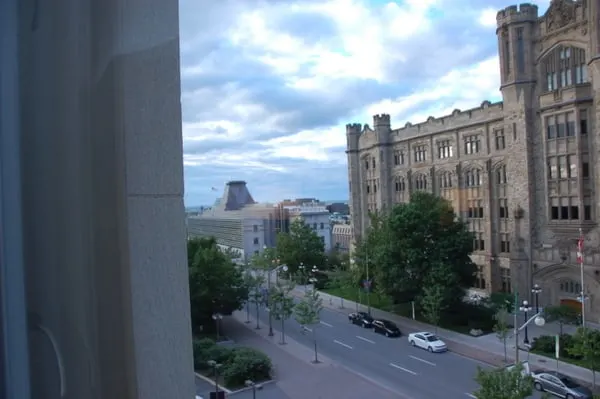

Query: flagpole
[577,228,586,328]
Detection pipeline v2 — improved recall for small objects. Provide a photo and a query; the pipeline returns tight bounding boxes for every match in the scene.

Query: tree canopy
[188,237,248,333]
[276,218,326,274]
[355,192,476,305]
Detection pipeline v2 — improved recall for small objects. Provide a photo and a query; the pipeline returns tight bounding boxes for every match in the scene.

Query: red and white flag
[577,235,584,264]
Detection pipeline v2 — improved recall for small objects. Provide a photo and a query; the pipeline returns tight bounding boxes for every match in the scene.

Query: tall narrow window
[580,109,588,135]
[504,34,511,77]
[516,28,525,73]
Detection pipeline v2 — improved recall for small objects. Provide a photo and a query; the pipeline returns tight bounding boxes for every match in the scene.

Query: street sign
[362,279,372,292]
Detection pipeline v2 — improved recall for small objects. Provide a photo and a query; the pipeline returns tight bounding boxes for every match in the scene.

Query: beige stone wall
[346,1,600,323]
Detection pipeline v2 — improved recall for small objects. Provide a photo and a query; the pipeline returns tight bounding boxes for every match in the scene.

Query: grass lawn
[531,349,598,371]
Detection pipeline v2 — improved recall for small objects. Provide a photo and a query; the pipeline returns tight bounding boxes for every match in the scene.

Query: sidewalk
[225,312,401,399]
[296,288,597,386]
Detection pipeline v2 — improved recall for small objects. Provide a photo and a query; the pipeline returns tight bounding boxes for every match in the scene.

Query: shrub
[531,335,555,354]
[192,338,234,370]
[443,302,495,331]
[531,334,582,360]
[222,347,272,388]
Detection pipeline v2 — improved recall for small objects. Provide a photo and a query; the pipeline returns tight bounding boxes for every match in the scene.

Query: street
[250,299,545,399]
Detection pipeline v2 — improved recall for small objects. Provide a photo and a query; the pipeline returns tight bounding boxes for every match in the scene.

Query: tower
[496,3,539,300]
[346,123,364,243]
[372,114,393,212]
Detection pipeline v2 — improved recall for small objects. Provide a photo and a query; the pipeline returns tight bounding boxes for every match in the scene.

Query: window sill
[547,221,596,235]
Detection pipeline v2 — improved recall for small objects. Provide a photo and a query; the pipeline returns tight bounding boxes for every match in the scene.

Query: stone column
[18,0,194,398]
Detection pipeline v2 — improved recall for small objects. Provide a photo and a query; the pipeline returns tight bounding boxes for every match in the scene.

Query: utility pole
[366,253,371,316]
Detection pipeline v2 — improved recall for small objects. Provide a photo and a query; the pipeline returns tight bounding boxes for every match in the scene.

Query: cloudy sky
[179,0,550,207]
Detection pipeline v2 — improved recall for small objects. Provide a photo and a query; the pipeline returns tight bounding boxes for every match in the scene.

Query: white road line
[389,363,417,375]
[334,340,353,350]
[320,321,333,327]
[465,394,476,399]
[356,335,375,344]
[409,355,436,366]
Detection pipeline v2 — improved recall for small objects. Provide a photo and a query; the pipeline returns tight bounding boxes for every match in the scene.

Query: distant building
[283,201,333,252]
[332,224,352,253]
[187,181,289,262]
[326,202,349,215]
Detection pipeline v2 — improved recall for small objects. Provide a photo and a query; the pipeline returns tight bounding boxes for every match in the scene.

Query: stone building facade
[346,0,600,323]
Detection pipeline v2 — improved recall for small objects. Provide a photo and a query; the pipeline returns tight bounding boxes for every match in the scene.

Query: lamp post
[299,263,306,291]
[212,313,223,342]
[207,360,222,397]
[531,284,542,314]
[519,300,533,345]
[267,263,288,337]
[514,310,545,363]
[245,380,262,399]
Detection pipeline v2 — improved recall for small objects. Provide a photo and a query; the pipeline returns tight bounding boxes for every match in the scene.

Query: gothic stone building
[346,0,600,323]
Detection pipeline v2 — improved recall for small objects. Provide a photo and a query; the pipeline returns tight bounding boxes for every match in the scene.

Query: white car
[408,332,447,353]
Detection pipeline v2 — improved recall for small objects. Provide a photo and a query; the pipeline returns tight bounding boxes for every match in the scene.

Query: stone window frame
[436,139,453,159]
[464,134,481,155]
[542,45,587,92]
[413,144,427,163]
[500,267,511,293]
[413,173,428,191]
[494,128,506,151]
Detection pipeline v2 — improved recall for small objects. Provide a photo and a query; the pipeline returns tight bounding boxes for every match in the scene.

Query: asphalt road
[249,300,544,399]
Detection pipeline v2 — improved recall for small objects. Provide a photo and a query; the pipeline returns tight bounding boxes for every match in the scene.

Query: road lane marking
[320,321,333,327]
[465,394,476,399]
[334,340,353,350]
[409,355,436,366]
[356,335,375,344]
[389,363,417,375]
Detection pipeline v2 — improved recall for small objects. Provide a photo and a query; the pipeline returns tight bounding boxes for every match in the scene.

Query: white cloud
[179,0,528,205]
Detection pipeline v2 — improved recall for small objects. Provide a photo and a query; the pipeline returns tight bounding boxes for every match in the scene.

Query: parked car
[407,332,447,353]
[532,371,593,399]
[348,311,373,328]
[372,319,401,337]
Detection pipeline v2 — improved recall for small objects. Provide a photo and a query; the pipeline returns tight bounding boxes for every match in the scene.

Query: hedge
[193,338,272,388]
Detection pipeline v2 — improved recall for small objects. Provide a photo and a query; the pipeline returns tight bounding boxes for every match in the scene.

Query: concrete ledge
[194,372,232,393]
[228,379,277,395]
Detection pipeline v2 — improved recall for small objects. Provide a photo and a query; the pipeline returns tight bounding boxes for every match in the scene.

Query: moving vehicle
[348,311,373,328]
[408,332,447,353]
[532,371,593,399]
[372,319,401,337]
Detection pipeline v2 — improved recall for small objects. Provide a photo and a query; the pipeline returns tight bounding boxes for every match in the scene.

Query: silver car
[532,371,593,399]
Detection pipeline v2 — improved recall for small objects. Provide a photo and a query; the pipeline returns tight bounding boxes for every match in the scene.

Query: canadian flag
[577,236,584,264]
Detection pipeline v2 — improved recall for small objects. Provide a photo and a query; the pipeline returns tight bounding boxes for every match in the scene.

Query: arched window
[414,174,427,190]
[438,171,453,189]
[559,279,582,294]
[394,177,406,192]
[543,46,587,92]
[465,169,482,187]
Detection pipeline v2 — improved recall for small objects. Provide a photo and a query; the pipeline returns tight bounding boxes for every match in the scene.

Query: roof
[220,181,256,211]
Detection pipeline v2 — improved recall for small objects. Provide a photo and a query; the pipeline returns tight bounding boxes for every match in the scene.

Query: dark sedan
[348,311,374,328]
[372,319,401,337]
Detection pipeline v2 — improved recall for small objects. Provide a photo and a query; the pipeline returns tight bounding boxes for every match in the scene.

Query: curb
[228,379,277,395]
[194,372,232,393]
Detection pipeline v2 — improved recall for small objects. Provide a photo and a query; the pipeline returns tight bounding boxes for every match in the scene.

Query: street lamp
[212,313,223,342]
[514,310,545,363]
[531,284,542,313]
[519,300,533,345]
[245,380,263,399]
[308,266,319,290]
[299,263,306,291]
[267,263,288,337]
[206,360,222,397]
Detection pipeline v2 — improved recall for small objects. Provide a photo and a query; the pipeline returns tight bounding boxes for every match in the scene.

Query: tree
[244,272,265,328]
[567,327,600,388]
[294,289,324,363]
[486,292,514,314]
[358,192,476,306]
[276,218,326,275]
[420,264,451,332]
[188,237,248,333]
[493,307,511,363]
[473,364,533,399]
[544,305,580,335]
[269,281,295,344]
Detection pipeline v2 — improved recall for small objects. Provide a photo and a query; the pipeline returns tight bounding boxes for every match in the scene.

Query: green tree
[269,281,295,344]
[493,307,511,362]
[294,289,324,363]
[276,219,326,275]
[544,304,580,335]
[244,271,265,327]
[486,292,515,314]
[359,192,476,306]
[420,264,451,332]
[188,237,249,333]
[473,364,533,399]
[567,327,600,388]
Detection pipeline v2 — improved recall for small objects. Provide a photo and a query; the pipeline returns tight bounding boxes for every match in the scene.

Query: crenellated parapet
[389,101,504,140]
[373,114,391,129]
[346,123,362,151]
[496,3,538,27]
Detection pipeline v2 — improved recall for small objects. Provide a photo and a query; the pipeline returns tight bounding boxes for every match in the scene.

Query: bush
[192,338,273,388]
[222,347,272,388]
[442,302,495,332]
[531,334,580,359]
